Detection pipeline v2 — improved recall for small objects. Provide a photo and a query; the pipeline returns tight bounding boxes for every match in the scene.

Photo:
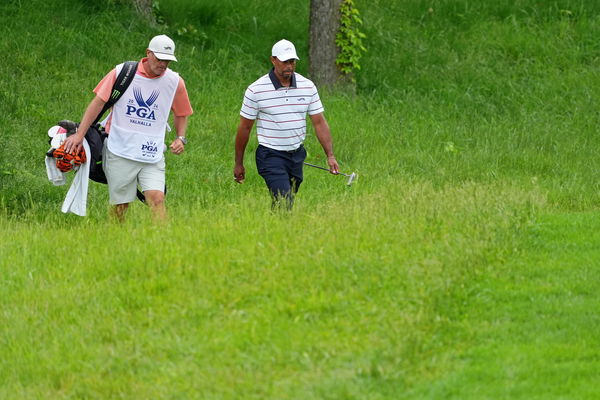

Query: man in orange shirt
[64,35,193,221]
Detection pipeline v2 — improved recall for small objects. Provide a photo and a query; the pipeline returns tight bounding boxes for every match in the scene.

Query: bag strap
[91,61,138,126]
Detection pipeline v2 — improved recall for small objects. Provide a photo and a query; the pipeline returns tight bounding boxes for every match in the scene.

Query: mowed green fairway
[421,212,600,399]
[2,0,600,398]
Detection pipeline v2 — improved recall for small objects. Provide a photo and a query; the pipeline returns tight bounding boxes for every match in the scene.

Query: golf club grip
[304,162,352,177]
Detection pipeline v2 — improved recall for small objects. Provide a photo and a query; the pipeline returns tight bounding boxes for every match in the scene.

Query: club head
[346,172,357,186]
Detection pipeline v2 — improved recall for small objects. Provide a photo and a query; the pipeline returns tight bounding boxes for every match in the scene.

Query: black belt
[283,145,304,153]
[259,144,304,154]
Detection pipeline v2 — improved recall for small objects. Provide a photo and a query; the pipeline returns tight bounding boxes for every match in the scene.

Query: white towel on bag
[45,156,66,185]
[60,139,91,217]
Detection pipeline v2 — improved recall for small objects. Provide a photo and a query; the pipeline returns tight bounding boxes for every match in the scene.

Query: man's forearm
[235,129,250,164]
[310,113,335,157]
[174,115,189,137]
[235,117,254,164]
[315,126,334,157]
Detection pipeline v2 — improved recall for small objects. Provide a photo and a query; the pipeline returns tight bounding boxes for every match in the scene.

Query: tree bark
[309,0,343,87]
[131,0,154,23]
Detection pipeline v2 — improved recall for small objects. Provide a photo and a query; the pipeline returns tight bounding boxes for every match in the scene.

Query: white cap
[148,34,177,61]
[271,39,299,61]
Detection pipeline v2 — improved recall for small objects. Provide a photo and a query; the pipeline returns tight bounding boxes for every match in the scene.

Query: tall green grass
[1,181,542,399]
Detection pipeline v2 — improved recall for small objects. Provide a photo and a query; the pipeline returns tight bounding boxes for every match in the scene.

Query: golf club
[304,162,358,186]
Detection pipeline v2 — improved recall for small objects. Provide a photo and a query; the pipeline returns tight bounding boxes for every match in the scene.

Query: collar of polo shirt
[269,68,297,89]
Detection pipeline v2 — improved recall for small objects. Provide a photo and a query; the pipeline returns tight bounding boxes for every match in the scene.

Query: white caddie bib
[107,63,179,163]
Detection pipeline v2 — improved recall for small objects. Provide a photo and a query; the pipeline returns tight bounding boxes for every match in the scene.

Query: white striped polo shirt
[240,69,324,151]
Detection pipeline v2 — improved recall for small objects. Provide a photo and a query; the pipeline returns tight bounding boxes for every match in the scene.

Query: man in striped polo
[234,39,340,210]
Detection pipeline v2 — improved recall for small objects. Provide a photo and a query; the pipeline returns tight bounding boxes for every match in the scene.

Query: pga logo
[141,140,159,154]
[126,87,160,120]
[126,106,157,120]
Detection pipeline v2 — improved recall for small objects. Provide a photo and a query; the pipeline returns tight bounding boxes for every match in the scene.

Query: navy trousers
[255,144,306,209]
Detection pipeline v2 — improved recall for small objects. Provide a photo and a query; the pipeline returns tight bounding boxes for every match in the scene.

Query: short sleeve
[171,78,193,117]
[307,86,324,115]
[240,87,258,120]
[93,69,117,103]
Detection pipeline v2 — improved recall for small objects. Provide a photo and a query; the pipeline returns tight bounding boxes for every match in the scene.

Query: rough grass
[0,181,543,399]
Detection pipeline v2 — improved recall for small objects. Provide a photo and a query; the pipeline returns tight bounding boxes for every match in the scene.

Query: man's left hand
[170,139,185,155]
[327,155,339,175]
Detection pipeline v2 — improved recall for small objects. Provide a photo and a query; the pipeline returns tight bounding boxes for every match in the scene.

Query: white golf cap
[148,34,177,61]
[272,39,299,61]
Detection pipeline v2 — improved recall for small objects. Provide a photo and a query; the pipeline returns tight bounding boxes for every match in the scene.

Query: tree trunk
[131,0,154,23]
[309,0,343,88]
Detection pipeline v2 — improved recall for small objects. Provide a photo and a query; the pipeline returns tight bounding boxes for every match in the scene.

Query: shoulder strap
[92,61,138,126]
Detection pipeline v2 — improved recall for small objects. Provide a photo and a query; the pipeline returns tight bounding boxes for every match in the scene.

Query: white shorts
[103,143,165,204]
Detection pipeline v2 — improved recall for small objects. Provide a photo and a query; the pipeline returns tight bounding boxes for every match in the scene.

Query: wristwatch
[177,136,188,145]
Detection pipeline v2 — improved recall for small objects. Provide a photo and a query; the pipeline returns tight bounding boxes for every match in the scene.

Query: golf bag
[53,119,108,183]
[84,124,109,184]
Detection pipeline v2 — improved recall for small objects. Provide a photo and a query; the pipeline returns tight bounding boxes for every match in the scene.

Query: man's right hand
[63,95,107,154]
[63,132,85,154]
[233,164,245,183]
